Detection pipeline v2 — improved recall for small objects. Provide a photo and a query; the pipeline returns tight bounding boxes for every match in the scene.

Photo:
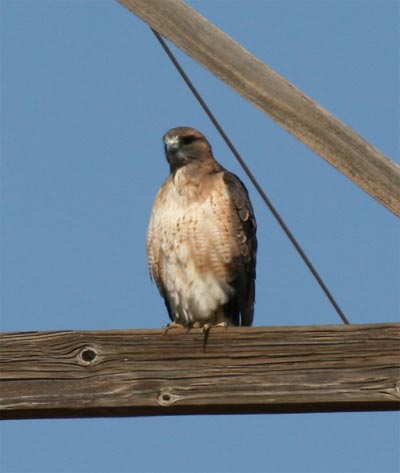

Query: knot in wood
[78,346,98,365]
[157,388,178,406]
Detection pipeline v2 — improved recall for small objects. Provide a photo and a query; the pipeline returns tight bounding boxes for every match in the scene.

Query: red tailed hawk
[147,127,257,330]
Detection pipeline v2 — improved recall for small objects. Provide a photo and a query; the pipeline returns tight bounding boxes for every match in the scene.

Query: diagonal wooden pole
[118,0,400,216]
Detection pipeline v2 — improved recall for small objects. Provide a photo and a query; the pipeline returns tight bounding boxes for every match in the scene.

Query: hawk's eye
[181,135,197,145]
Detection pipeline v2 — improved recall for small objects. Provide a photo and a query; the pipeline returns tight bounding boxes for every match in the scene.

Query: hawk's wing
[222,171,257,326]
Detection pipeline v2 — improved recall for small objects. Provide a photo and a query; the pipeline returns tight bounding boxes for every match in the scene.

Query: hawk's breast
[147,170,241,325]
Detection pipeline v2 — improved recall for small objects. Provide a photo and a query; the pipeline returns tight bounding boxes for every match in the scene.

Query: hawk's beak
[164,135,180,150]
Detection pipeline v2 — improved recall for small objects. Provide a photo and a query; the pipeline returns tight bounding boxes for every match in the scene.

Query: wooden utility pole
[118,0,400,216]
[1,324,399,420]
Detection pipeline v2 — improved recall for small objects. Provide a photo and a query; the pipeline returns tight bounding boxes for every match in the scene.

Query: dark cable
[151,28,350,325]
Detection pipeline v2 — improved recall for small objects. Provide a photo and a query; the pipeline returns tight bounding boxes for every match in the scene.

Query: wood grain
[1,324,399,419]
[117,0,400,216]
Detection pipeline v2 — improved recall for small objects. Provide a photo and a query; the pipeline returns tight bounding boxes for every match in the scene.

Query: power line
[151,28,350,325]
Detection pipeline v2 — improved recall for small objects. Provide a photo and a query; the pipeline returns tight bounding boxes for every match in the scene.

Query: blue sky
[1,1,399,472]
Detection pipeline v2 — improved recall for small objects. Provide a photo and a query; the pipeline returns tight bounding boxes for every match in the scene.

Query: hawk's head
[163,127,213,173]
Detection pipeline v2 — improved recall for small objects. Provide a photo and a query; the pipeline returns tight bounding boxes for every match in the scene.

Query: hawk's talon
[163,322,187,335]
[215,321,228,329]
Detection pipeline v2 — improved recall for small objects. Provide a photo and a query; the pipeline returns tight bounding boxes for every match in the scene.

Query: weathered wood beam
[1,324,399,420]
[117,0,400,216]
